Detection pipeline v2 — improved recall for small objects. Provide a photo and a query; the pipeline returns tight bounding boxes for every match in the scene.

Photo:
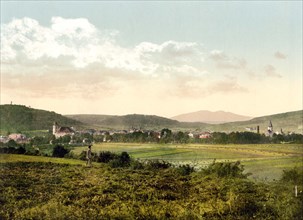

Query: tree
[160,128,172,143]
[174,131,189,143]
[52,145,69,158]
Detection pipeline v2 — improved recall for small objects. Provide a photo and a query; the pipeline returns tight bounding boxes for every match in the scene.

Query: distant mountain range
[0,104,302,134]
[171,110,252,124]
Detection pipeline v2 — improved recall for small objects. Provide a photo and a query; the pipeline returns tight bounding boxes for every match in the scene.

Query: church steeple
[267,120,273,136]
[53,122,58,135]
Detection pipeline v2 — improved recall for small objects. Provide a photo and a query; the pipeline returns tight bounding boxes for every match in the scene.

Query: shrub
[281,167,303,185]
[108,152,131,168]
[120,152,131,165]
[0,146,26,154]
[130,160,145,170]
[202,160,249,178]
[52,145,69,158]
[97,151,118,163]
[176,164,195,176]
[145,160,172,170]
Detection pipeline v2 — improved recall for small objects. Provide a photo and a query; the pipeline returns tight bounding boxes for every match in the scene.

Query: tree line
[1,129,302,147]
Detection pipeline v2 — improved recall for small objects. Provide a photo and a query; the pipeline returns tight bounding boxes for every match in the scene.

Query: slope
[0,104,83,134]
[208,110,303,133]
[66,114,181,130]
[172,110,252,124]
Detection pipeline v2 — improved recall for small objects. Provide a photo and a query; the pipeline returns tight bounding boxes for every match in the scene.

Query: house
[53,122,75,138]
[188,132,195,138]
[8,133,28,143]
[0,135,9,143]
[199,132,212,139]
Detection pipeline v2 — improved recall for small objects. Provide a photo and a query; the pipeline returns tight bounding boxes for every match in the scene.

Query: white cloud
[210,50,246,69]
[1,17,249,101]
[1,17,206,74]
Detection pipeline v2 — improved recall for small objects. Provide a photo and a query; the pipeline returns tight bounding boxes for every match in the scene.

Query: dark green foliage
[97,151,119,163]
[0,146,26,154]
[120,151,131,165]
[176,164,195,176]
[281,167,303,185]
[273,133,303,144]
[30,135,53,145]
[145,159,172,170]
[174,131,189,143]
[51,135,72,144]
[108,152,131,168]
[96,151,131,168]
[78,150,98,161]
[201,160,249,178]
[130,160,145,170]
[7,140,18,148]
[1,160,302,219]
[52,145,69,158]
[0,104,83,133]
[97,130,302,144]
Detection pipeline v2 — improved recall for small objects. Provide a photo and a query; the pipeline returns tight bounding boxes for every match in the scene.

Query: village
[0,120,300,145]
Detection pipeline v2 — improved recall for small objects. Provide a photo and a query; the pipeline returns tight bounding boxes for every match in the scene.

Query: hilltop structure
[53,122,75,138]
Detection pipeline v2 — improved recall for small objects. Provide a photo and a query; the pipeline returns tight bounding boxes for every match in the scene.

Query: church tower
[53,122,58,135]
[267,120,273,136]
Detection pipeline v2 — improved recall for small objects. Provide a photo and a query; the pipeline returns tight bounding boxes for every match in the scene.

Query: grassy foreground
[73,143,303,181]
[0,154,302,220]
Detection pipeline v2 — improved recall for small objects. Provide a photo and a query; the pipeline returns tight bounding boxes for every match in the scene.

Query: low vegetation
[0,153,302,219]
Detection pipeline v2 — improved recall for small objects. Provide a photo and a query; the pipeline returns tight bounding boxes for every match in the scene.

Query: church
[52,122,75,138]
[267,120,274,137]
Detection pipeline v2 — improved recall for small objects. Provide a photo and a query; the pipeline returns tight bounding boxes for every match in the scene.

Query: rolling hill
[172,110,252,124]
[66,114,181,130]
[0,104,83,134]
[208,110,303,133]
[1,104,301,134]
[67,110,302,133]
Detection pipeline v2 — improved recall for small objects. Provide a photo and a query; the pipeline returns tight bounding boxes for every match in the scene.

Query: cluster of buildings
[0,120,295,144]
[52,121,213,141]
[0,133,29,144]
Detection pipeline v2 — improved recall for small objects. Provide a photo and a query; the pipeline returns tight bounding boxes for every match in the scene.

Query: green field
[1,152,302,219]
[73,143,303,181]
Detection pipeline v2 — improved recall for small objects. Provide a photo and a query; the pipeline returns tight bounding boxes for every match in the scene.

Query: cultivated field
[73,143,303,181]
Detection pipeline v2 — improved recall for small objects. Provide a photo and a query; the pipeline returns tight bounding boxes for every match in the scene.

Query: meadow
[72,143,303,181]
[1,143,302,219]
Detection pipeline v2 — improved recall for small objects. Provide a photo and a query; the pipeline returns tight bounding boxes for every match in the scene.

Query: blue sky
[1,1,302,117]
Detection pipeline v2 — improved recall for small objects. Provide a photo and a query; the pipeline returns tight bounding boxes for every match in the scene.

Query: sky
[1,1,302,118]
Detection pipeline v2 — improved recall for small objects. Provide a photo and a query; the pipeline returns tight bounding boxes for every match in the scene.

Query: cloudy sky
[1,1,302,117]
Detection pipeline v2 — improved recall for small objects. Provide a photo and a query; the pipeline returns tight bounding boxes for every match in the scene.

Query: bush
[120,152,131,165]
[176,164,195,176]
[130,160,145,170]
[97,151,118,163]
[281,167,303,185]
[108,152,131,168]
[0,146,26,154]
[202,160,249,178]
[52,145,69,158]
[145,160,172,170]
